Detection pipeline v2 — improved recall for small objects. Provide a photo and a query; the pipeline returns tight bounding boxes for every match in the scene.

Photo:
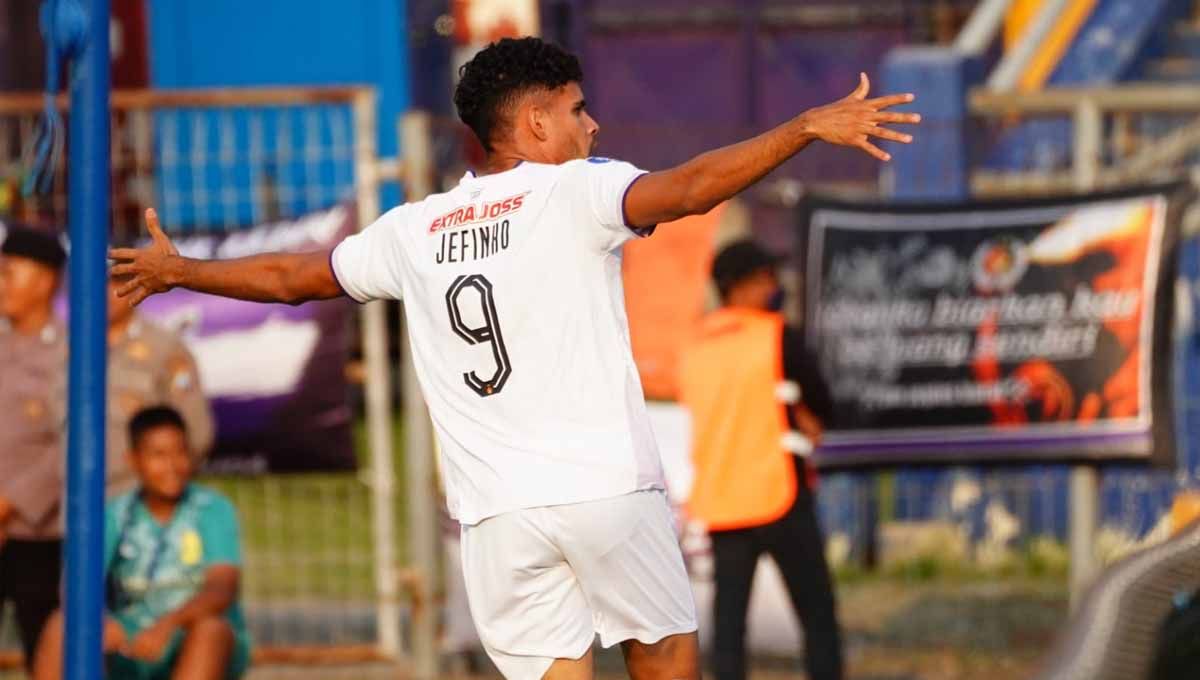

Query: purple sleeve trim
[621,172,657,238]
[328,243,365,305]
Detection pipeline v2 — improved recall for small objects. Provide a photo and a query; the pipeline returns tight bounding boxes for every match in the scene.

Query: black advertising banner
[800,185,1186,468]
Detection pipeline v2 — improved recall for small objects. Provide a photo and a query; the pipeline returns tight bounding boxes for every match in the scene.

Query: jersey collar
[461,159,525,182]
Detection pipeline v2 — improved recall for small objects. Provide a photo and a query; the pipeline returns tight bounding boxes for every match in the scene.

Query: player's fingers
[123,284,147,306]
[116,279,142,298]
[108,247,139,261]
[867,93,916,109]
[858,139,891,162]
[866,126,913,144]
[110,262,138,277]
[850,72,869,100]
[872,111,922,125]
[145,208,169,246]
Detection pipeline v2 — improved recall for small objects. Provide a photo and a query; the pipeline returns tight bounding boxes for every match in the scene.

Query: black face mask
[767,288,786,312]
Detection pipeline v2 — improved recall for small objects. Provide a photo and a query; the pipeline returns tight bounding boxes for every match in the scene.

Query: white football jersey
[331,158,665,524]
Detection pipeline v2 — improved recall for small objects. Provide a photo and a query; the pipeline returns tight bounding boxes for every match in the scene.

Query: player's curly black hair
[454,37,583,153]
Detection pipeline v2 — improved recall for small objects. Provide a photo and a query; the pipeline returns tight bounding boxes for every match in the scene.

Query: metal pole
[64,0,109,677]
[1068,466,1099,610]
[986,0,1072,92]
[954,0,1014,55]
[353,90,402,660]
[1069,96,1103,610]
[399,110,438,680]
[1073,98,1102,192]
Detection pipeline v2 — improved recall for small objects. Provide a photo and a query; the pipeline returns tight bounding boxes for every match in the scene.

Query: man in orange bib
[678,240,842,680]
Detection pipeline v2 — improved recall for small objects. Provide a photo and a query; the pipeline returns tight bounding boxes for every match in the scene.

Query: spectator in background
[34,406,250,680]
[107,277,214,495]
[0,224,67,671]
[677,240,843,680]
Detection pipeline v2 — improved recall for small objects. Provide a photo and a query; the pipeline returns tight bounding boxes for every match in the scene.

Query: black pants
[709,480,843,680]
[0,538,62,669]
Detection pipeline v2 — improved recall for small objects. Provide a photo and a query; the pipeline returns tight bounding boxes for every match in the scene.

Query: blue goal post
[40,0,112,676]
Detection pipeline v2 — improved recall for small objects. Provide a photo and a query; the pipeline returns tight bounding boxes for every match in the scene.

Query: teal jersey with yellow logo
[104,484,249,645]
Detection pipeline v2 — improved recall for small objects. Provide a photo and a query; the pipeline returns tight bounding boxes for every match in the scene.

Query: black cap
[711,239,781,295]
[1,223,67,270]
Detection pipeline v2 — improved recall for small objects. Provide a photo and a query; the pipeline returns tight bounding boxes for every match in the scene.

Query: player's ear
[527,102,550,143]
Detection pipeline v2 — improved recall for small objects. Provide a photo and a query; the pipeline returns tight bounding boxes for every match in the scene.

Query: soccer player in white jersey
[112,37,919,680]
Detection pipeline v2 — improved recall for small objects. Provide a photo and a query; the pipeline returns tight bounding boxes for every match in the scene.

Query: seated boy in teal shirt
[34,406,250,680]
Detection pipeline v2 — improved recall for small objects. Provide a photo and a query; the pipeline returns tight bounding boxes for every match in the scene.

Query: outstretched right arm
[110,209,344,306]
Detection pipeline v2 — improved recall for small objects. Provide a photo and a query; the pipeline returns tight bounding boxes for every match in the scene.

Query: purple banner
[138,205,358,472]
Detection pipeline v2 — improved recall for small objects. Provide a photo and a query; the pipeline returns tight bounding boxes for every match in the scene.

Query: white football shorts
[460,489,698,680]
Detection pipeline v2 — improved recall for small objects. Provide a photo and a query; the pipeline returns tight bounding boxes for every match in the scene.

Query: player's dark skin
[110,71,918,680]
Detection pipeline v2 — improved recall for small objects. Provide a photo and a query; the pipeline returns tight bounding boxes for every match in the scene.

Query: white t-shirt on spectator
[331,158,665,524]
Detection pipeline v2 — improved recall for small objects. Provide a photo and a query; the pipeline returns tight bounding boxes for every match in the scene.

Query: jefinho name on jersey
[429,192,527,233]
[436,220,511,264]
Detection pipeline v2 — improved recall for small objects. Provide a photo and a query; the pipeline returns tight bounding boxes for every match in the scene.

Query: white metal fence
[969,85,1200,197]
[0,87,409,670]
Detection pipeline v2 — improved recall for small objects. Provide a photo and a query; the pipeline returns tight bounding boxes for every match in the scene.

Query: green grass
[833,537,1071,587]
[197,412,1070,602]
[197,413,407,602]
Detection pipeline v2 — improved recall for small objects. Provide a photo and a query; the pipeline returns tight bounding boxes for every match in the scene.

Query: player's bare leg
[543,647,595,680]
[171,615,234,680]
[621,632,702,680]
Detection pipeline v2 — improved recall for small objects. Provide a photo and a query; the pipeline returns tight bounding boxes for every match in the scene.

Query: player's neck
[477,140,571,175]
[477,153,528,176]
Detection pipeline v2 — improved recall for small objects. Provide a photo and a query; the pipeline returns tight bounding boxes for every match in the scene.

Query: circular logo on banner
[971,237,1029,293]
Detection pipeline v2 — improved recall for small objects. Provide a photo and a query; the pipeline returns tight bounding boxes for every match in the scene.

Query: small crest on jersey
[180,530,203,565]
[429,191,529,234]
[586,156,613,164]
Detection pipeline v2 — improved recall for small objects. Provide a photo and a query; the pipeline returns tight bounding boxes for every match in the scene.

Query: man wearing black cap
[678,239,842,680]
[0,223,67,670]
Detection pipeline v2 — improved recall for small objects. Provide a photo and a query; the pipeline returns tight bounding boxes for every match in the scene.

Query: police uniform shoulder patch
[126,340,151,362]
[167,356,196,393]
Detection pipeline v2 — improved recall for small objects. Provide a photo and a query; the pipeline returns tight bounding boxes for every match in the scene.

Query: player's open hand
[798,72,920,162]
[109,208,181,307]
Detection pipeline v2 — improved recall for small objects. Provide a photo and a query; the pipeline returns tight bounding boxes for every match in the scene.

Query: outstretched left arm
[623,73,919,228]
